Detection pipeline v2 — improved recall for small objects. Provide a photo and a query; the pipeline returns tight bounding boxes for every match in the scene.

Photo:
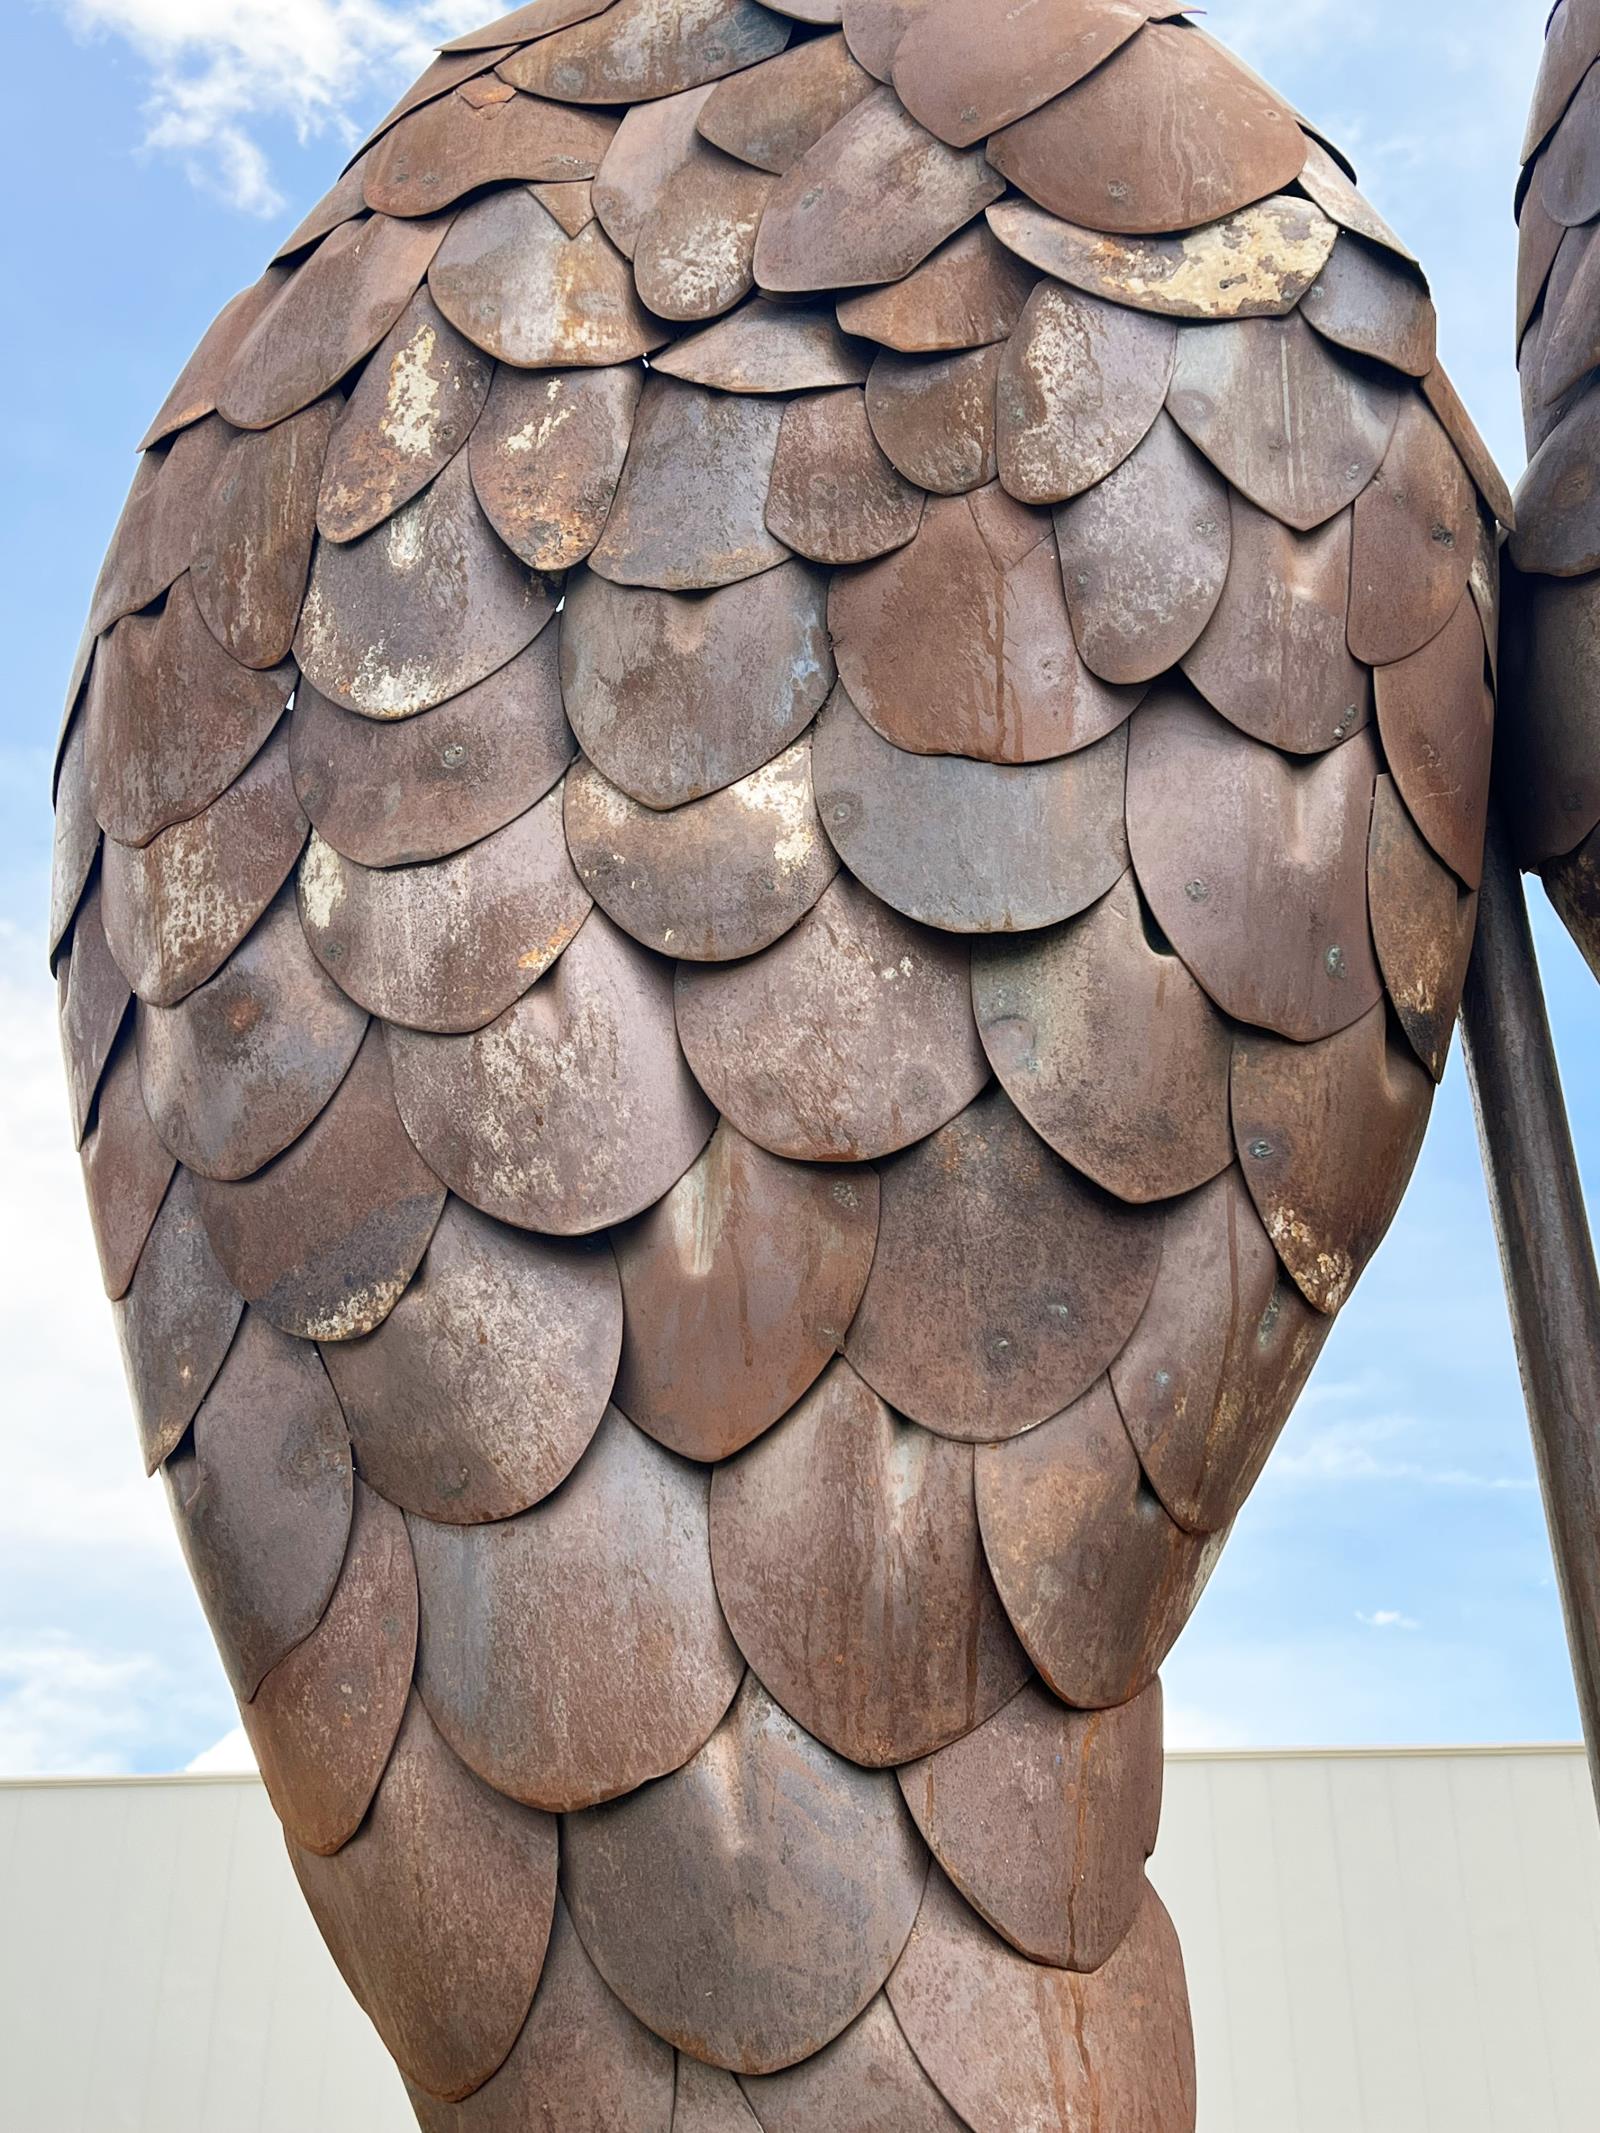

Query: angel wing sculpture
[52,1,1511,2124]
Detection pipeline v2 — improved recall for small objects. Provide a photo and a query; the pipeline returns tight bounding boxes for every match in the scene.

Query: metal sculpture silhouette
[53,2,1512,2123]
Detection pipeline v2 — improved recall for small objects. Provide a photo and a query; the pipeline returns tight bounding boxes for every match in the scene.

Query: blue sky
[1,0,1594,1773]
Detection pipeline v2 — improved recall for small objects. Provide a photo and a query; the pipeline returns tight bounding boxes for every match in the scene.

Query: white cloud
[59,0,494,215]
[1165,1702,1251,1752]
[1268,1392,1537,1496]
[1357,1610,1421,1632]
[186,1724,256,1773]
[0,1634,159,1774]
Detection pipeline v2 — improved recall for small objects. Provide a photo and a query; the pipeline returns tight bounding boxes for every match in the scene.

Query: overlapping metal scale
[55,4,1508,2124]
[1508,0,1600,979]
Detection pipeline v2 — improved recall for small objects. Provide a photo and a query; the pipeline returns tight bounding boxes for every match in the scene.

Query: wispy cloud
[59,0,491,214]
[1268,1388,1537,1496]
[1357,1609,1421,1631]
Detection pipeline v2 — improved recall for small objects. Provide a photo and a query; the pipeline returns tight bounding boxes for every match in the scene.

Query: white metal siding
[1,1748,1596,2132]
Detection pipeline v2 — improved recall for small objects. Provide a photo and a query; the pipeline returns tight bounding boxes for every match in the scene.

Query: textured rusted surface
[321,1196,621,1522]
[1510,9,1600,991]
[564,743,837,959]
[973,870,1233,1206]
[1233,1004,1435,1315]
[297,790,590,1034]
[898,1678,1162,1970]
[675,871,987,1161]
[562,561,831,806]
[888,1871,1196,2132]
[136,887,367,1183]
[193,1022,446,1340]
[291,1693,558,2101]
[614,1120,877,1460]
[988,194,1335,322]
[411,1407,743,1808]
[710,1359,1028,1763]
[563,1675,926,2073]
[166,1309,353,1700]
[244,1479,418,1856]
[60,14,1509,2125]
[390,909,715,1232]
[289,635,575,869]
[846,1088,1161,1441]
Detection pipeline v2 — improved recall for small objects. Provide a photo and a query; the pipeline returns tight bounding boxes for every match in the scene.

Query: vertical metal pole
[1460,806,1600,1811]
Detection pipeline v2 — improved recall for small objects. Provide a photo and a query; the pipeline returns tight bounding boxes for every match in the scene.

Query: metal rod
[1460,805,1600,1812]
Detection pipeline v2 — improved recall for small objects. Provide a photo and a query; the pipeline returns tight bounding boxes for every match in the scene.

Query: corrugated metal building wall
[3,1747,1597,2132]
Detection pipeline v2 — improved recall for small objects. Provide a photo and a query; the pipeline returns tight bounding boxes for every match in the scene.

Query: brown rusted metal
[318,293,494,545]
[997,282,1175,506]
[290,635,575,870]
[406,1896,674,2130]
[811,684,1129,931]
[698,34,875,177]
[59,15,1523,2123]
[562,561,831,805]
[563,741,838,959]
[112,1169,242,1473]
[297,789,591,1034]
[830,485,1137,759]
[1301,233,1437,379]
[888,1872,1196,2131]
[633,148,773,321]
[755,88,1003,293]
[1536,62,1600,225]
[1054,409,1230,684]
[389,909,715,1232]
[741,1993,965,2130]
[298,454,554,721]
[325,1199,616,1522]
[710,1359,1028,1763]
[135,885,368,1181]
[589,378,789,588]
[244,1479,417,1856]
[469,363,641,571]
[766,388,925,563]
[363,89,614,218]
[429,190,664,369]
[1127,685,1382,1041]
[1373,588,1494,889]
[193,1021,446,1339]
[291,1692,558,2102]
[1110,1166,1330,1532]
[863,343,1000,494]
[846,1087,1162,1440]
[220,214,455,432]
[79,1036,176,1299]
[593,85,718,257]
[99,723,309,1007]
[613,1118,877,1461]
[988,193,1335,322]
[987,20,1305,236]
[562,1674,926,2074]
[973,869,1233,1207]
[674,870,987,1161]
[1181,496,1371,754]
[1511,391,1600,577]
[411,1407,743,1808]
[1368,773,1478,1081]
[894,0,1153,148]
[898,1678,1162,1970]
[654,300,869,393]
[837,220,1031,353]
[1349,398,1476,664]
[1168,311,1400,532]
[86,575,295,847]
[499,0,791,103]
[165,1309,353,1699]
[975,1380,1223,1706]
[1232,1001,1435,1315]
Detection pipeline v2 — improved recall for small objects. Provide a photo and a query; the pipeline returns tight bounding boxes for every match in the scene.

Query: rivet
[441,743,467,770]
[1325,944,1346,978]
[1248,1137,1273,1160]
[1185,878,1210,903]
